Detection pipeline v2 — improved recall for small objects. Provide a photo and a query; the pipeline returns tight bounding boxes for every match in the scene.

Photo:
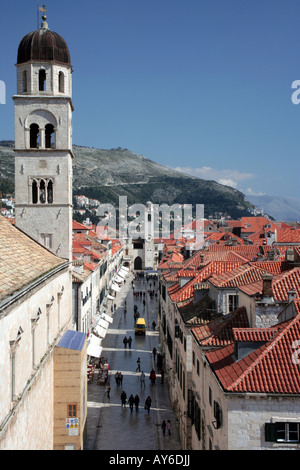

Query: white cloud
[174,165,254,189]
[244,187,266,196]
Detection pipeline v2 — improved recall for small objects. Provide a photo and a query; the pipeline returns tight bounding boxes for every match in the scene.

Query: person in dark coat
[134,394,140,412]
[121,391,127,407]
[145,396,152,414]
[128,336,132,349]
[123,336,128,349]
[150,369,156,385]
[161,420,167,435]
[128,394,135,412]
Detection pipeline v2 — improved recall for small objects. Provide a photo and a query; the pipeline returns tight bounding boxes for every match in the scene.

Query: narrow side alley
[84,271,181,451]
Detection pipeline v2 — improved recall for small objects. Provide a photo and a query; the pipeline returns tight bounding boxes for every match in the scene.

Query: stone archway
[134,256,142,270]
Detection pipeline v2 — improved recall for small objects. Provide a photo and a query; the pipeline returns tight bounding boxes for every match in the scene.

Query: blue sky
[1,0,300,200]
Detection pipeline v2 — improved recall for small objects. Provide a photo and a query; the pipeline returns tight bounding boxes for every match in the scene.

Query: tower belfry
[13,9,73,261]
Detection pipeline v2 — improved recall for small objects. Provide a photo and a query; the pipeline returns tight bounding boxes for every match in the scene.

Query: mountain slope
[247,195,300,222]
[0,141,253,218]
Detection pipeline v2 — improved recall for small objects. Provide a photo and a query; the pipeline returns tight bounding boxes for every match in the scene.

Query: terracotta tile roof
[240,217,280,234]
[275,227,300,243]
[0,215,65,303]
[178,293,214,325]
[72,220,90,231]
[191,307,249,347]
[232,327,278,342]
[251,260,291,274]
[207,244,287,259]
[205,231,245,245]
[169,261,244,302]
[208,263,268,288]
[239,268,300,302]
[205,314,300,394]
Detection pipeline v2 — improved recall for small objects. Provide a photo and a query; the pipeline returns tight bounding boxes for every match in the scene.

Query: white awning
[114,275,124,283]
[89,334,101,346]
[121,266,130,272]
[94,325,107,338]
[99,318,109,330]
[111,283,121,292]
[87,343,102,358]
[107,294,114,300]
[102,313,113,324]
[117,271,126,279]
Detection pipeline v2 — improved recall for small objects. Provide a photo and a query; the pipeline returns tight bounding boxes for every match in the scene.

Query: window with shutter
[265,422,300,443]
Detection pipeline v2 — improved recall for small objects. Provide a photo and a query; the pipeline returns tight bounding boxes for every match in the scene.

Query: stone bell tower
[13,10,73,261]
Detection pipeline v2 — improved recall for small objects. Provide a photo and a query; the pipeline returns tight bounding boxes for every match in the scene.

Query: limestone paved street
[84,272,181,451]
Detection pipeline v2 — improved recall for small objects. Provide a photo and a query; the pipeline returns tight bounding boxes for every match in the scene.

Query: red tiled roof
[208,263,268,288]
[169,261,244,302]
[239,268,300,302]
[232,327,278,342]
[72,220,90,230]
[205,314,300,394]
[192,307,249,347]
[276,228,300,243]
[240,217,280,233]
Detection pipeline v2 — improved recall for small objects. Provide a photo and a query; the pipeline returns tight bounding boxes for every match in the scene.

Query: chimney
[262,273,273,299]
[288,290,297,303]
[200,253,205,264]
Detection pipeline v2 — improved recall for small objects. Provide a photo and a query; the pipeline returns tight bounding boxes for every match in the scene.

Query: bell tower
[13,10,73,261]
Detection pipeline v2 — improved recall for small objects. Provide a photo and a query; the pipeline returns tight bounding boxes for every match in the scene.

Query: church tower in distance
[13,10,73,261]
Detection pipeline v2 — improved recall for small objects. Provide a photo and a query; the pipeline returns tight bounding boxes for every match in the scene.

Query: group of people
[123,336,132,349]
[120,391,152,414]
[114,371,123,386]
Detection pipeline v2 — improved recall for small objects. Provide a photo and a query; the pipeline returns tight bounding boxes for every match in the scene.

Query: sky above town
[1,0,300,201]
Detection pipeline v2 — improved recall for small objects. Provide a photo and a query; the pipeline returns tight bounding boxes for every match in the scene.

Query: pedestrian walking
[120,391,127,407]
[161,420,167,435]
[152,347,157,361]
[123,336,128,349]
[140,371,145,387]
[106,383,111,398]
[144,396,152,414]
[115,371,120,386]
[136,357,141,372]
[149,369,156,385]
[119,372,123,386]
[128,394,135,413]
[152,320,156,330]
[128,336,132,349]
[167,420,171,435]
[134,394,140,412]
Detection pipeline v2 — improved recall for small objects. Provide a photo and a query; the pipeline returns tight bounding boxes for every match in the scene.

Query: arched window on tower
[58,71,65,93]
[39,179,46,204]
[39,69,46,91]
[45,124,55,148]
[31,178,54,204]
[30,123,39,148]
[47,179,53,204]
[32,180,38,204]
[22,70,27,92]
